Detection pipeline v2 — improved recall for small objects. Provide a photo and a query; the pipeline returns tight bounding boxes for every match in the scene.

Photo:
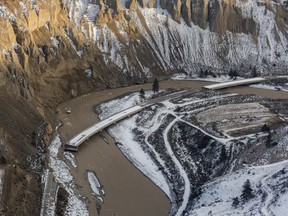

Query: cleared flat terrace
[65,90,194,150]
[65,78,267,150]
[203,77,266,90]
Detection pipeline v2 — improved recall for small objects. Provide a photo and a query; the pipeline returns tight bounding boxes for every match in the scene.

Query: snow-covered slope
[63,0,288,76]
[96,89,288,215]
[191,160,288,216]
[0,0,287,101]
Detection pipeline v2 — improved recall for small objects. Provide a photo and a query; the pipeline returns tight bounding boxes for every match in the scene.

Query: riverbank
[56,79,288,215]
[57,80,212,215]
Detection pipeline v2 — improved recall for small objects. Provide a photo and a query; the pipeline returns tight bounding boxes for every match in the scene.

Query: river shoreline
[56,80,288,215]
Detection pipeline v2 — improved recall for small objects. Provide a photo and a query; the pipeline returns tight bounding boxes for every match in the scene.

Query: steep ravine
[0,0,287,104]
[0,0,287,215]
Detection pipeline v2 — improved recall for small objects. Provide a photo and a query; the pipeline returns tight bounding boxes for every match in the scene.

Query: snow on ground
[87,171,105,202]
[98,93,140,119]
[250,84,288,92]
[60,0,288,76]
[64,152,77,168]
[65,32,83,57]
[271,191,288,216]
[97,90,239,213]
[97,91,240,200]
[98,91,153,119]
[65,195,88,216]
[171,73,232,82]
[196,102,279,136]
[191,160,288,216]
[0,4,16,21]
[19,2,28,17]
[49,135,88,216]
[108,115,172,198]
[163,119,191,216]
[51,35,60,48]
[97,89,288,215]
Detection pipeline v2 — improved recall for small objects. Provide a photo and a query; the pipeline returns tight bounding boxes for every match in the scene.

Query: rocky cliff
[0,0,287,103]
[0,0,287,215]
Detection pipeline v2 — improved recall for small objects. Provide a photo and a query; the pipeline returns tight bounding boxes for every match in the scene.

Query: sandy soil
[57,80,287,216]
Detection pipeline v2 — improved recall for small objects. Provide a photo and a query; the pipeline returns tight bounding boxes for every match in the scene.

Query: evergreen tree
[199,69,204,78]
[252,66,257,77]
[241,179,254,202]
[152,78,159,93]
[261,124,270,133]
[139,88,145,100]
[31,131,37,145]
[232,197,240,208]
[219,145,228,162]
[265,134,273,148]
[229,69,238,79]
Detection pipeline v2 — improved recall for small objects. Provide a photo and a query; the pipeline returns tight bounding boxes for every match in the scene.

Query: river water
[57,80,287,216]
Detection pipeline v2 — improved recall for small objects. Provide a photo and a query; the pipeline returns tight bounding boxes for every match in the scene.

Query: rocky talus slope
[0,0,287,215]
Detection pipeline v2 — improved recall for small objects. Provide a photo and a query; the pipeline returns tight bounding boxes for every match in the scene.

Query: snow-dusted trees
[261,124,270,133]
[252,66,257,77]
[152,78,159,93]
[232,197,240,208]
[241,179,254,202]
[219,145,227,162]
[229,69,238,79]
[232,179,254,208]
[139,88,145,101]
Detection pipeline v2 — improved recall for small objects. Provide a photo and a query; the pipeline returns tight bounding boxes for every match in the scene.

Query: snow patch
[87,171,105,202]
[64,152,77,168]
[191,160,288,216]
[51,35,60,48]
[48,135,88,215]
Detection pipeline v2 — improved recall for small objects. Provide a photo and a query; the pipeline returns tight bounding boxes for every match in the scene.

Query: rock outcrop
[0,1,287,214]
[0,0,287,104]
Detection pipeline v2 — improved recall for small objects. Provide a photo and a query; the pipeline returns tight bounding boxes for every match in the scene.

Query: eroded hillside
[0,0,287,104]
[96,88,288,215]
[0,0,287,215]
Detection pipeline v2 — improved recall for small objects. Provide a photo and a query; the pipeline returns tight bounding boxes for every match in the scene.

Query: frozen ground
[171,75,288,93]
[64,152,77,168]
[196,102,280,136]
[96,91,154,119]
[87,171,105,203]
[106,115,172,199]
[171,73,233,82]
[97,89,288,215]
[191,160,288,216]
[250,84,288,92]
[49,135,88,216]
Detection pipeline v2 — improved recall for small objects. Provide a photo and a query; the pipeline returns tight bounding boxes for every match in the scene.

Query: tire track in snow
[163,118,191,216]
[260,174,275,216]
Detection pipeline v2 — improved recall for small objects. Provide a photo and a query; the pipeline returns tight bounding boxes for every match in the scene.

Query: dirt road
[57,79,287,216]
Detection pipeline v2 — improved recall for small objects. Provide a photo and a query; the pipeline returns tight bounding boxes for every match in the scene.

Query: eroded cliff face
[0,1,287,214]
[0,0,287,105]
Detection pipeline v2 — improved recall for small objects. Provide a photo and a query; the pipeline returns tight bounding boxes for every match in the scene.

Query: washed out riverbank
[56,80,288,215]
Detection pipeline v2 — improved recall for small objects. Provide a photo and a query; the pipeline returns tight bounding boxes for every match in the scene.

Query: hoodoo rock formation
[0,0,287,215]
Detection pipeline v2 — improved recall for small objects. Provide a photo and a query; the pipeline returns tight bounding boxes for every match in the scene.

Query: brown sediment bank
[58,80,212,143]
[57,80,287,215]
[57,80,211,216]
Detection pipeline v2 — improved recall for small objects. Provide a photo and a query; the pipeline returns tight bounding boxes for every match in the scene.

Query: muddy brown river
[57,80,287,216]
